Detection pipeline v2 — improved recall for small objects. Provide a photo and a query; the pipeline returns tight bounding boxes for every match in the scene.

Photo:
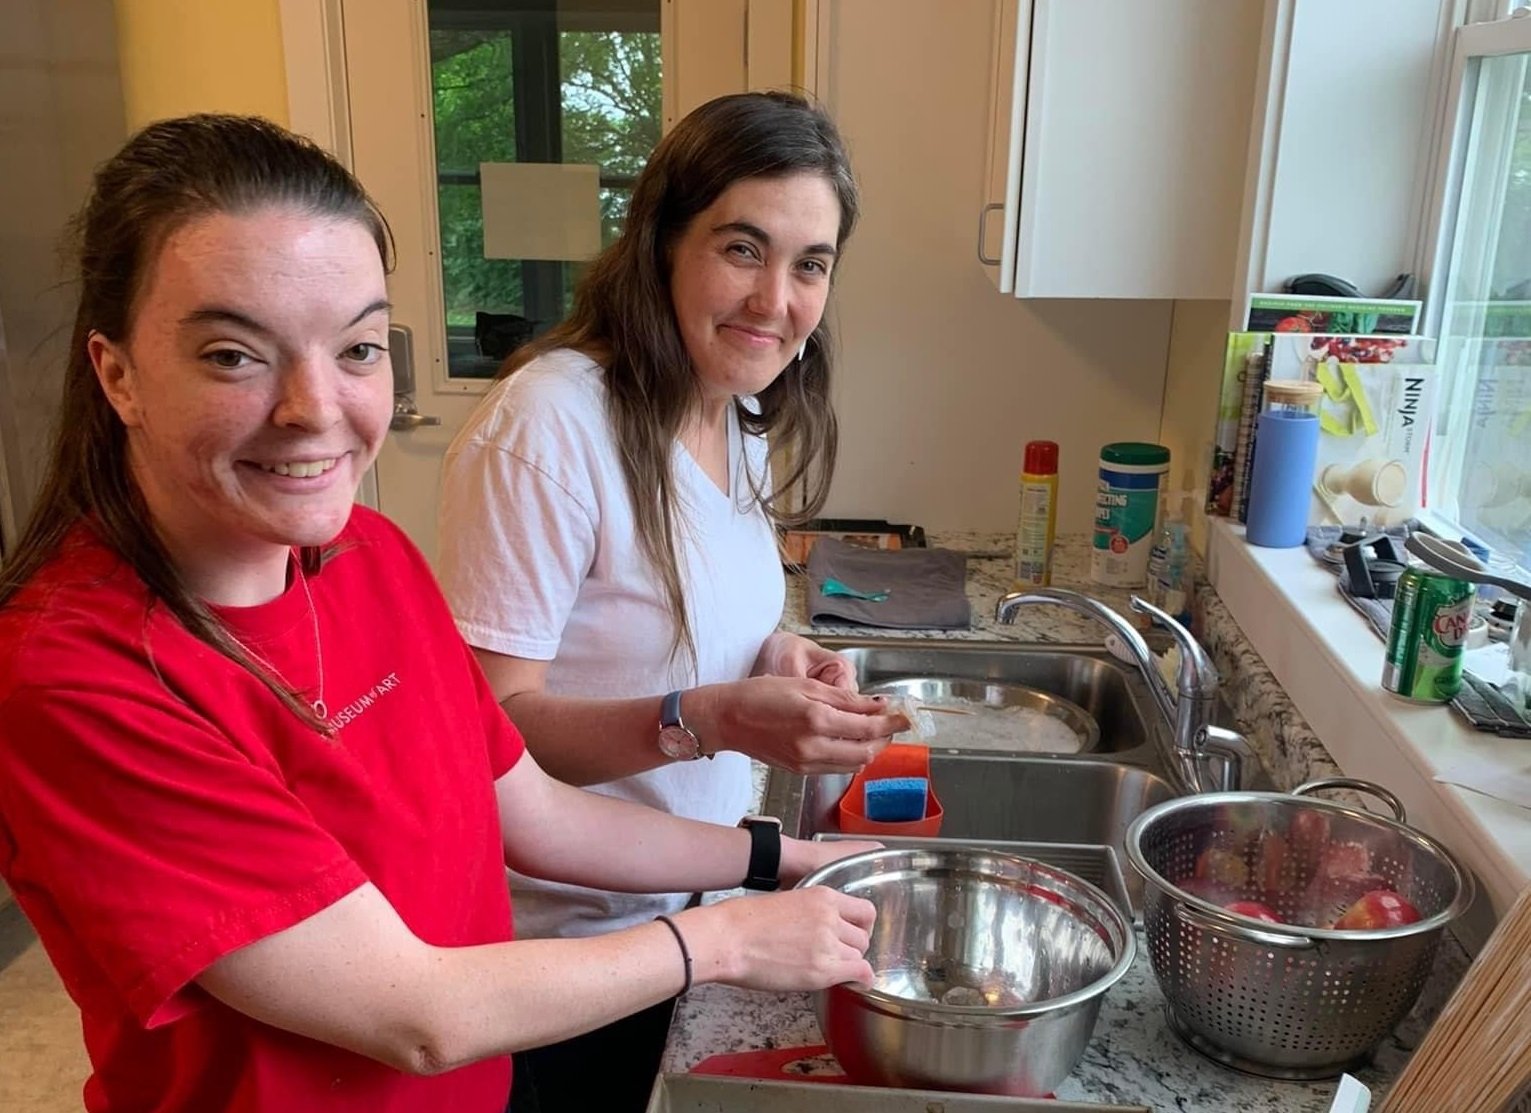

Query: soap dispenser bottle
[1146,490,1194,628]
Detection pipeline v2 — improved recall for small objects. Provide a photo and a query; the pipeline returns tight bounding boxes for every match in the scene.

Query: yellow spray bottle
[1015,440,1059,587]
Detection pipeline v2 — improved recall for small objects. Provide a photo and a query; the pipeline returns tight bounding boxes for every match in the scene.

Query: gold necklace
[226,554,326,722]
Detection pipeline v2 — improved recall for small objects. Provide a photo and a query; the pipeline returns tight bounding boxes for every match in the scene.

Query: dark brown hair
[503,91,858,666]
[0,114,393,730]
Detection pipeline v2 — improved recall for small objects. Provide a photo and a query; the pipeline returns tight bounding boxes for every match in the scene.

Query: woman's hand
[779,835,883,888]
[753,632,858,691]
[691,676,909,774]
[678,887,875,992]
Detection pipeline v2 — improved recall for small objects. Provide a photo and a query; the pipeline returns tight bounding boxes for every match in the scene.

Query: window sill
[1206,518,1529,950]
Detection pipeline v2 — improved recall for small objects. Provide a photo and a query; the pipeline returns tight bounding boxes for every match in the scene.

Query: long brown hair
[0,114,393,730]
[503,91,859,666]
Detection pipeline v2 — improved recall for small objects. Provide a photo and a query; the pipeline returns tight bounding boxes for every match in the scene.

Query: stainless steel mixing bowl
[799,847,1136,1097]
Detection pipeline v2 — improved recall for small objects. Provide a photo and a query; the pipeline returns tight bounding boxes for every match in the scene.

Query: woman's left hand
[779,835,883,888]
[755,632,858,691]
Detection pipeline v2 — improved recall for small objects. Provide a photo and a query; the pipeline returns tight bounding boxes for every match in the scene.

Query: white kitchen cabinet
[979,0,1265,299]
[1233,0,1459,321]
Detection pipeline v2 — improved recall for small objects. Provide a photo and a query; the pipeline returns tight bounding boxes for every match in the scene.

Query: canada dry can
[1382,566,1475,703]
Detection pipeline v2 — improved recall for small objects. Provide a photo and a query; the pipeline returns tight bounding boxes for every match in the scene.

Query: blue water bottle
[1246,380,1323,548]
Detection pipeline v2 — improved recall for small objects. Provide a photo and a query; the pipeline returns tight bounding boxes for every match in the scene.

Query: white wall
[0,0,126,539]
[1160,299,1236,553]
[815,0,1175,535]
[115,0,288,127]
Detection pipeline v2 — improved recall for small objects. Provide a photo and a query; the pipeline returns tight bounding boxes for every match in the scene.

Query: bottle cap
[1023,440,1059,475]
[1100,442,1170,467]
[1264,380,1324,405]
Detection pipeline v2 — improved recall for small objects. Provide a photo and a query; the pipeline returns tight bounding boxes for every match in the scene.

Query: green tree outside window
[430,26,660,330]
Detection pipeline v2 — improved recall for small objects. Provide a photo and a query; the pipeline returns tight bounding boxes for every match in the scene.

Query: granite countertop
[662,933,1466,1111]
[781,531,1145,644]
[661,532,1471,1111]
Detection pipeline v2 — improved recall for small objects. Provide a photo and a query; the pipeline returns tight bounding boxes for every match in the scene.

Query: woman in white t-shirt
[437,92,902,1112]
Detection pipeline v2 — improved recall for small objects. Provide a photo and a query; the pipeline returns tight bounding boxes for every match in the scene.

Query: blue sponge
[863,777,929,822]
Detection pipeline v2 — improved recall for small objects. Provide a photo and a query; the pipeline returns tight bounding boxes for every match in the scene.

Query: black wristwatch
[738,815,783,891]
[657,689,708,761]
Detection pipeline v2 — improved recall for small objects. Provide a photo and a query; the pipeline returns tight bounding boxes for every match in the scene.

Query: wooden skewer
[1376,885,1531,1113]
[916,704,977,716]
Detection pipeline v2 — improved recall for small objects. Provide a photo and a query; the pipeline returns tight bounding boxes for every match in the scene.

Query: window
[426,1,662,378]
[1424,10,1531,569]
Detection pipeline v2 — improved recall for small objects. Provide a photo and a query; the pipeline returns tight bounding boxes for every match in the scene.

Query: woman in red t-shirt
[0,114,878,1113]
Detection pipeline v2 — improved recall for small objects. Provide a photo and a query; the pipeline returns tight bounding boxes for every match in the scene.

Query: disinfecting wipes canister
[1092,442,1170,588]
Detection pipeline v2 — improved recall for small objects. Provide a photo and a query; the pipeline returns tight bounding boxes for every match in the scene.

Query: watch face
[658,724,700,760]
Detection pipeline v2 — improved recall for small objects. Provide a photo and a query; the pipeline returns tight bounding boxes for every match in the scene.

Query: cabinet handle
[976,202,1004,266]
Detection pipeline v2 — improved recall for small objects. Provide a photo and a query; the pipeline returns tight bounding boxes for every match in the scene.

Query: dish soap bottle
[1146,490,1194,627]
[1015,440,1059,587]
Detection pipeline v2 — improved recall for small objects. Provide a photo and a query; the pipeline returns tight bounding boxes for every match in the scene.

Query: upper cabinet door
[983,0,1264,300]
[1240,0,1457,314]
[978,0,1029,294]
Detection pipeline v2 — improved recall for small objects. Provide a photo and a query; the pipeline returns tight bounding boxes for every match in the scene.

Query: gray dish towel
[806,538,971,630]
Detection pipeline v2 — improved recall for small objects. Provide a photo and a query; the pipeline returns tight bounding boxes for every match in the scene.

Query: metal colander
[1124,779,1473,1081]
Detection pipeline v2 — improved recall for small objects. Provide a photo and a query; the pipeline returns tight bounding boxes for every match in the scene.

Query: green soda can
[1382,566,1475,703]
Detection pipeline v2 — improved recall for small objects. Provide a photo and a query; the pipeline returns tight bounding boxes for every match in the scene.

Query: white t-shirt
[437,349,786,937]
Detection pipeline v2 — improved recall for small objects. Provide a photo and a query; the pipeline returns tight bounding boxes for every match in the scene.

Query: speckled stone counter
[661,928,1467,1111]
[667,532,1471,1111]
[782,532,1146,647]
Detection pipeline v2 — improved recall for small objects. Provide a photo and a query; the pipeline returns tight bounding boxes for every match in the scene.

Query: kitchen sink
[833,641,1157,756]
[769,755,1174,909]
[763,639,1272,911]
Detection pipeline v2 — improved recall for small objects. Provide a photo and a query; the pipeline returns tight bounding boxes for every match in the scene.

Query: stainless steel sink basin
[831,641,1158,756]
[767,755,1174,910]
[763,639,1272,911]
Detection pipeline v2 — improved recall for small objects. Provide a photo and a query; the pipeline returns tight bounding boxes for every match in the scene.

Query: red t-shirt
[0,507,523,1112]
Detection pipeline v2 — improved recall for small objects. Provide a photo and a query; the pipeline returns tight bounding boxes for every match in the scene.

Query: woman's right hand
[677,886,875,992]
[691,676,909,774]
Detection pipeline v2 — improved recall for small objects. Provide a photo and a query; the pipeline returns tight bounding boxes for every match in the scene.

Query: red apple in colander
[1332,889,1422,931]
[1176,876,1242,909]
[1289,871,1393,929]
[1194,847,1250,889]
[1223,900,1283,924]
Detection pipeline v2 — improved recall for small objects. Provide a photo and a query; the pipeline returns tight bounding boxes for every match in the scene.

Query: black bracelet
[654,914,693,997]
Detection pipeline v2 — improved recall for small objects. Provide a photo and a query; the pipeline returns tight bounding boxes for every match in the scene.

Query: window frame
[1414,8,1531,553]
[426,4,663,380]
[1418,9,1531,335]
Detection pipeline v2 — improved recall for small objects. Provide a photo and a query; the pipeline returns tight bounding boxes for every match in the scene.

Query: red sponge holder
[837,742,944,837]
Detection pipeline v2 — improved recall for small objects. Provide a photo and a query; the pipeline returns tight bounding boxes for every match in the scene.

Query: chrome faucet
[995,588,1242,793]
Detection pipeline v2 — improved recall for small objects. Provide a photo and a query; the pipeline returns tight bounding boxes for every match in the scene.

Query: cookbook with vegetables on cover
[1207,333,1438,527]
